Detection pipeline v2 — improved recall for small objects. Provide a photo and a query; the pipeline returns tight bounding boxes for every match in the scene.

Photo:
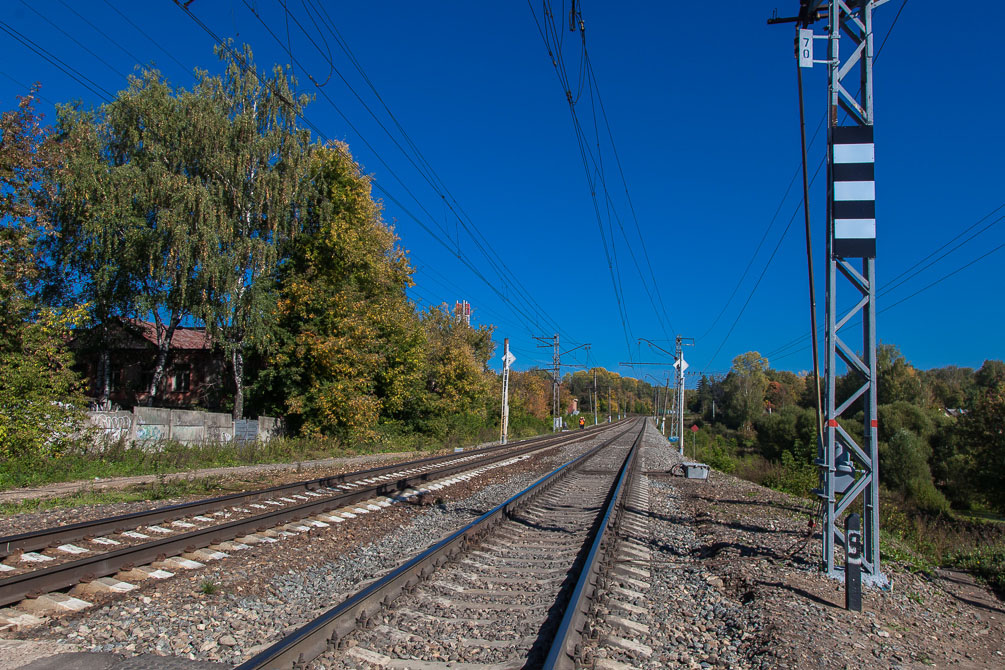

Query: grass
[0,476,244,516]
[0,433,418,494]
[198,580,219,595]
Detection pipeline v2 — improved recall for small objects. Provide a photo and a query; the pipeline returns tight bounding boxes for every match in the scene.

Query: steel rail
[235,419,644,670]
[0,424,613,559]
[0,425,616,608]
[542,417,645,669]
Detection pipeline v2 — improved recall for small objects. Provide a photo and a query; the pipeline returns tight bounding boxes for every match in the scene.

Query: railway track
[236,418,647,670]
[0,425,617,616]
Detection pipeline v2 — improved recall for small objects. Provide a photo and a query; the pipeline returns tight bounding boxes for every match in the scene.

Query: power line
[172,1,571,344]
[254,0,577,344]
[0,20,114,102]
[102,0,190,77]
[765,208,1004,363]
[527,1,639,362]
[700,3,908,371]
[17,1,126,84]
[55,0,147,67]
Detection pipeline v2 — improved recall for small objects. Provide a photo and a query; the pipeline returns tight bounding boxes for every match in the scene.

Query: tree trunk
[146,317,179,407]
[98,347,110,409]
[232,347,244,420]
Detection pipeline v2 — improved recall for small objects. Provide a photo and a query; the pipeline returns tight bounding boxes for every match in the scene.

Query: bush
[693,435,738,474]
[762,451,817,497]
[0,308,89,460]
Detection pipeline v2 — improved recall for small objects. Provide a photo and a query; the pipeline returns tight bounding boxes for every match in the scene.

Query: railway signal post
[773,0,889,587]
[500,338,514,444]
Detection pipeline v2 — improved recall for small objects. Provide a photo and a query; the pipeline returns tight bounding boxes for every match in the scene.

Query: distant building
[569,398,579,415]
[73,320,226,410]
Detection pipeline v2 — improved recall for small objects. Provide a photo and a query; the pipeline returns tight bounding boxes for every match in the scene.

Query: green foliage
[920,365,975,410]
[754,405,816,463]
[946,545,1005,597]
[881,429,949,514]
[876,343,925,405]
[722,351,769,434]
[957,382,1005,511]
[0,89,88,459]
[54,70,217,404]
[975,360,1005,390]
[692,433,738,474]
[762,450,817,497]
[0,307,89,459]
[418,304,495,431]
[248,142,422,439]
[198,580,220,595]
[194,44,315,419]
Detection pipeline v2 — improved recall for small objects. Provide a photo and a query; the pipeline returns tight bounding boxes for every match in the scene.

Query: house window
[171,367,191,393]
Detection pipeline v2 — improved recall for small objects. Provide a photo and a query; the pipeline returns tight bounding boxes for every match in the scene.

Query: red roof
[88,319,212,351]
[133,321,212,350]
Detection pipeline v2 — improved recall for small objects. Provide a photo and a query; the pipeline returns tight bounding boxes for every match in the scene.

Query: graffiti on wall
[88,413,133,442]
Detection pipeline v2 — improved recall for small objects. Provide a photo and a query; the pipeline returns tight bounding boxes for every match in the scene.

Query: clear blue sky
[3,1,1002,385]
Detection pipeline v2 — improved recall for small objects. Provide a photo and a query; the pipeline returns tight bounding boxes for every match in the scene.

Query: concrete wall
[85,408,280,447]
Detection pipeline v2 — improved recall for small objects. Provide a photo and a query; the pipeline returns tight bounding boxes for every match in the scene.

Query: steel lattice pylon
[801,0,889,586]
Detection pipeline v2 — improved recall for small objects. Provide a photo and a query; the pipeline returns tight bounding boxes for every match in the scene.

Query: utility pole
[586,369,594,427]
[500,338,514,444]
[672,335,695,456]
[661,376,670,435]
[533,334,589,432]
[770,0,887,587]
[607,386,612,422]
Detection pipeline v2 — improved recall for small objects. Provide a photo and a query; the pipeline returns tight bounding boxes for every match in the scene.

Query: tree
[722,351,769,434]
[1,89,58,345]
[957,382,1005,511]
[420,304,494,428]
[881,428,950,514]
[765,369,804,412]
[0,89,86,457]
[877,343,924,405]
[52,104,143,407]
[250,142,422,439]
[921,365,976,411]
[509,369,551,420]
[56,71,213,406]
[196,44,314,419]
[975,360,1005,391]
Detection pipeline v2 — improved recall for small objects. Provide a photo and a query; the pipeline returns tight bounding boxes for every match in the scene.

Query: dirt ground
[672,471,1005,669]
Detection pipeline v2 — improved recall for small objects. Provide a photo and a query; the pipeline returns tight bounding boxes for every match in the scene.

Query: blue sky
[3,1,1002,385]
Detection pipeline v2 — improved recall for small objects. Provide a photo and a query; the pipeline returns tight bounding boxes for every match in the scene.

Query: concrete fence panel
[85,408,278,448]
[85,411,134,443]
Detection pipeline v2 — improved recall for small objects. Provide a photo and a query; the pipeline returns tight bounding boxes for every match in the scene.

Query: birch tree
[196,44,312,420]
[64,71,211,405]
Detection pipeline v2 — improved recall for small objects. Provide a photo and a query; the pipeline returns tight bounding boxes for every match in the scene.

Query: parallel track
[0,424,617,609]
[236,418,646,670]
